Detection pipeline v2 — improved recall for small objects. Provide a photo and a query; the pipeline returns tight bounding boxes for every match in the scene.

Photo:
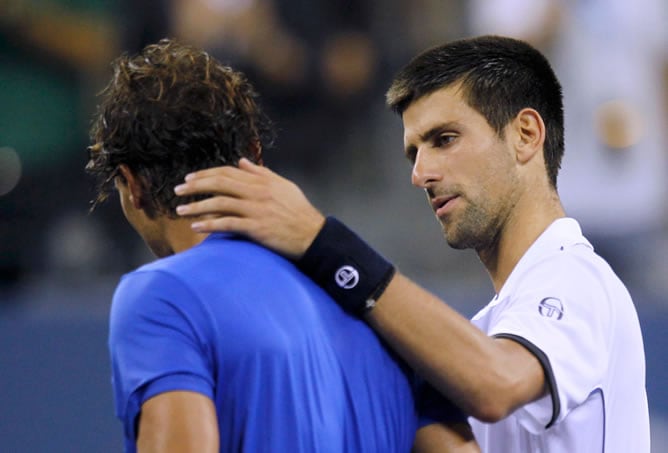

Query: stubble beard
[440,200,497,251]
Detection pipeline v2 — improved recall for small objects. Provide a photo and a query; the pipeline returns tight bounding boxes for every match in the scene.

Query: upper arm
[492,336,548,407]
[137,391,218,453]
[412,422,480,453]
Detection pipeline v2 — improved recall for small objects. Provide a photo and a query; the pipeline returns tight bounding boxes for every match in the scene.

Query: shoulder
[114,262,190,307]
[110,234,299,329]
[110,268,194,337]
[514,242,622,299]
[110,250,211,338]
[152,233,293,275]
[497,243,633,334]
[505,218,625,299]
[122,234,284,287]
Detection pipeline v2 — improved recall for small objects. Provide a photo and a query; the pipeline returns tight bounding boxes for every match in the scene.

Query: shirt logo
[538,297,564,320]
[335,265,359,289]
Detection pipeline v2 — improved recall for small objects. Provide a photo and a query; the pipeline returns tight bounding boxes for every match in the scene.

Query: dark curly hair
[86,38,275,217]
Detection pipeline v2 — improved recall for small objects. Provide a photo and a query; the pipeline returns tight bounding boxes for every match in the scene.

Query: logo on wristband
[335,265,359,289]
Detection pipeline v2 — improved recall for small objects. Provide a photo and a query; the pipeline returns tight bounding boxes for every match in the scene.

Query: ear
[512,108,546,164]
[117,164,145,210]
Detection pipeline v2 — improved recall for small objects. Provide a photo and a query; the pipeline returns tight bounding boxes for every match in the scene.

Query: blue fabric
[109,233,458,452]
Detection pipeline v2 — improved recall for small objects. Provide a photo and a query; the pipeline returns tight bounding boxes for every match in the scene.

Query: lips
[431,195,458,217]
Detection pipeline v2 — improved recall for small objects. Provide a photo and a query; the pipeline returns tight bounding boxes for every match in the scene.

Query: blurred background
[1,0,666,451]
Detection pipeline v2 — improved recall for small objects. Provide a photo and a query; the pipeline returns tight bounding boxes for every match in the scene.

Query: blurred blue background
[1,0,667,451]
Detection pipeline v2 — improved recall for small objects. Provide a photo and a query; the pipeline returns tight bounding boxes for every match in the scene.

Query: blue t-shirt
[110,233,460,452]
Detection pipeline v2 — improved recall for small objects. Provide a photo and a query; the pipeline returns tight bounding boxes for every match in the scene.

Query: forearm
[413,422,480,453]
[366,273,545,422]
[292,217,545,420]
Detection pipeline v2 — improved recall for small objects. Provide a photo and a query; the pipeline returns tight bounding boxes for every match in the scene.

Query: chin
[442,226,463,250]
[444,232,471,250]
[442,223,486,251]
[445,237,468,250]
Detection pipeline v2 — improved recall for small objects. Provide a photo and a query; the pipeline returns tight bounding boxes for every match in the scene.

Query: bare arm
[367,274,545,422]
[413,422,480,453]
[174,159,546,421]
[137,391,219,453]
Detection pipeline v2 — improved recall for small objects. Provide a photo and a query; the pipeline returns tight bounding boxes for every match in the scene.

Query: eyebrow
[404,121,459,155]
[420,122,459,142]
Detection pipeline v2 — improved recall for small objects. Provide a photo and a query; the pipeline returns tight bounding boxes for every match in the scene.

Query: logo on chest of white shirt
[538,297,564,320]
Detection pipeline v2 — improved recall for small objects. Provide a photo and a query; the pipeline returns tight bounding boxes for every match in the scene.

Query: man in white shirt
[173,35,650,451]
[469,218,647,451]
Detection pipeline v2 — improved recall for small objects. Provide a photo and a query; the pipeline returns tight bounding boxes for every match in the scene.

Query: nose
[411,148,441,188]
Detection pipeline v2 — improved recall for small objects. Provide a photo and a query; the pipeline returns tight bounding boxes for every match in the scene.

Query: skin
[413,423,479,453]
[137,391,219,453]
[173,83,566,424]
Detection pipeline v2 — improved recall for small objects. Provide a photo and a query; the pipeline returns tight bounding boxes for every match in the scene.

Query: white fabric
[470,218,650,452]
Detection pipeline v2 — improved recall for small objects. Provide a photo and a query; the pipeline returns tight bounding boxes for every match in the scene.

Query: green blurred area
[0,46,81,167]
[0,0,117,169]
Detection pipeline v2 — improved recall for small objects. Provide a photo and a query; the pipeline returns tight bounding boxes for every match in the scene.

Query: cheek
[481,158,520,210]
[464,151,515,203]
[450,149,491,193]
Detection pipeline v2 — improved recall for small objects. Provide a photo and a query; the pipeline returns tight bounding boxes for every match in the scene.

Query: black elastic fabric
[296,216,395,316]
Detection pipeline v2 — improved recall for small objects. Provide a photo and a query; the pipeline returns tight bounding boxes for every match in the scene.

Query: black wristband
[296,216,396,316]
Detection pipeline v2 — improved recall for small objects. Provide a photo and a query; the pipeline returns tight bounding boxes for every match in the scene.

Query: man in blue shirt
[86,39,477,452]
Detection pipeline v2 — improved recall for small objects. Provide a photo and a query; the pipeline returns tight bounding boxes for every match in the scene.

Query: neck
[166,218,210,254]
[478,188,565,294]
[149,217,210,258]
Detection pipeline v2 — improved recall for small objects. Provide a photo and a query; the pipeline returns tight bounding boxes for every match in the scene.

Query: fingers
[237,157,266,174]
[175,159,276,199]
[174,162,265,235]
[175,173,253,200]
[182,158,265,185]
[183,164,238,183]
[175,196,247,218]
[190,216,250,234]
[176,194,263,238]
[172,159,324,259]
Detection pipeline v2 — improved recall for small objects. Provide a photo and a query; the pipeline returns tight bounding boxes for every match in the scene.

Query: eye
[433,134,456,148]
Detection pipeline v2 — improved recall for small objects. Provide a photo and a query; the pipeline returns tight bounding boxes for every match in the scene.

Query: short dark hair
[386,35,564,188]
[87,38,275,216]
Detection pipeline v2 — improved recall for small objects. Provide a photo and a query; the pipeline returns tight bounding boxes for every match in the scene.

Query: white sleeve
[486,255,611,433]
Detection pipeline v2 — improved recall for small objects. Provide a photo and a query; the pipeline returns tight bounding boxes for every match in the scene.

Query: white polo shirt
[469,218,650,452]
